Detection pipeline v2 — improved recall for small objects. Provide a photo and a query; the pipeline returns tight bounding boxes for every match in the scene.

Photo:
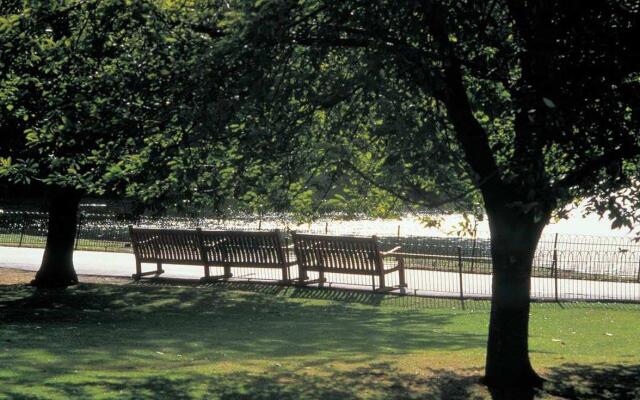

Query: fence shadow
[131,277,493,309]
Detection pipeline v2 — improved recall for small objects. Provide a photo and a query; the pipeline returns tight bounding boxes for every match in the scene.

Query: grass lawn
[0,268,639,399]
[0,234,130,253]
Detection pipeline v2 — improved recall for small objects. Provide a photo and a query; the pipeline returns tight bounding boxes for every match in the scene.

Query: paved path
[1,246,638,302]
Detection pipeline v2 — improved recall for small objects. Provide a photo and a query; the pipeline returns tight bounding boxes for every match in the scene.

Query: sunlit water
[246,207,638,241]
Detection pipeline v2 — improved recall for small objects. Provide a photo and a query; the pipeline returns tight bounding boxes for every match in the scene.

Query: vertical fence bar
[553,233,559,302]
[469,233,477,273]
[636,256,640,283]
[18,213,27,247]
[397,225,400,239]
[457,246,465,309]
[74,212,83,250]
[325,222,329,234]
[258,219,262,231]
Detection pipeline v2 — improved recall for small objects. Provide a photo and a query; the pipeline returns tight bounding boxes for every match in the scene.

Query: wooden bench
[129,227,294,282]
[291,232,406,292]
[200,230,294,282]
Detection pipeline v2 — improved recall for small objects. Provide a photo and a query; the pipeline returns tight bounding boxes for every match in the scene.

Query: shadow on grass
[138,278,640,311]
[2,282,636,399]
[1,362,488,400]
[544,363,640,400]
[0,282,486,396]
[5,361,639,400]
[140,278,492,309]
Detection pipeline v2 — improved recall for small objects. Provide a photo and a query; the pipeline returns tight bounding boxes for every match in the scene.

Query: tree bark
[31,187,82,289]
[483,206,547,390]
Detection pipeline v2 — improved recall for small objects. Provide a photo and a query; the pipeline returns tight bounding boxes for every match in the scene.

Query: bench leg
[318,270,325,287]
[204,264,210,279]
[132,260,142,280]
[281,265,289,282]
[379,273,386,290]
[398,261,407,288]
[223,265,232,279]
[132,262,164,280]
[298,266,308,285]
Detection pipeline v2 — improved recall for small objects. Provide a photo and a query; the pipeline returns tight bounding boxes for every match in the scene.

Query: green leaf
[542,97,556,108]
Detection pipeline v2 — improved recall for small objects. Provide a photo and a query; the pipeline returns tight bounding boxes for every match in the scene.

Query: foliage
[2,1,638,224]
[0,0,244,212]
[219,0,640,230]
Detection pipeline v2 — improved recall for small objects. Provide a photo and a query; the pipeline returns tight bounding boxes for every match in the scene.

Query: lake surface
[257,206,638,241]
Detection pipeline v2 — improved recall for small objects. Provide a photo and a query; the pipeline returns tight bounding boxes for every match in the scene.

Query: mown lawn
[0,270,638,399]
[0,234,130,253]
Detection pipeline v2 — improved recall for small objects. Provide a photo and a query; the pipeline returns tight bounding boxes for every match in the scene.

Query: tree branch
[419,1,503,196]
[342,159,485,209]
[292,36,371,48]
[552,145,640,194]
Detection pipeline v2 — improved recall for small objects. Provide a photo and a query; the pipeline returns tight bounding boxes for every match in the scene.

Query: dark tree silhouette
[222,0,640,388]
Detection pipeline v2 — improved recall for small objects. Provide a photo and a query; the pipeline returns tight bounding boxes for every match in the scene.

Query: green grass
[0,281,639,399]
[0,233,130,253]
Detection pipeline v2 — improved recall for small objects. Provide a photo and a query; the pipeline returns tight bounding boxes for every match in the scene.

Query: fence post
[74,212,83,250]
[397,225,401,239]
[553,233,559,303]
[258,219,262,231]
[325,222,329,234]
[457,246,465,310]
[637,256,640,283]
[18,213,27,247]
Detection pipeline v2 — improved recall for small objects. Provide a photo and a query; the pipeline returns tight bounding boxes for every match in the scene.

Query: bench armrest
[380,246,402,256]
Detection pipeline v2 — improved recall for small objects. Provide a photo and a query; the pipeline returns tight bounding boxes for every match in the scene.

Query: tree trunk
[483,206,547,390]
[30,187,82,289]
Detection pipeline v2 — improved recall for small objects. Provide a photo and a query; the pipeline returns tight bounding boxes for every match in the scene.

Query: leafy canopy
[215,0,640,228]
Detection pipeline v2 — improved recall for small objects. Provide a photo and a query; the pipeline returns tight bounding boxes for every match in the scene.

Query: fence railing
[1,210,639,303]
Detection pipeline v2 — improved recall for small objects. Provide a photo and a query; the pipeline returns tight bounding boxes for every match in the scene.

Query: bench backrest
[200,230,287,267]
[129,227,288,267]
[129,227,203,264]
[291,232,383,274]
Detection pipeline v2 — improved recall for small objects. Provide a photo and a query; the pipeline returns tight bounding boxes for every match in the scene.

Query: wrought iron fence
[1,210,639,303]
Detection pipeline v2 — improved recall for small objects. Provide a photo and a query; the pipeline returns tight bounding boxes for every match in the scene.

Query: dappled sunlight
[0,283,487,386]
[0,362,491,400]
[1,281,639,399]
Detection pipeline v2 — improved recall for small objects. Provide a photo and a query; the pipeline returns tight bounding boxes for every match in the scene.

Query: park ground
[1,268,639,399]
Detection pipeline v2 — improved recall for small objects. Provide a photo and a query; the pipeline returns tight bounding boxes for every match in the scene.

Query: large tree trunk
[31,187,82,289]
[483,206,548,390]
